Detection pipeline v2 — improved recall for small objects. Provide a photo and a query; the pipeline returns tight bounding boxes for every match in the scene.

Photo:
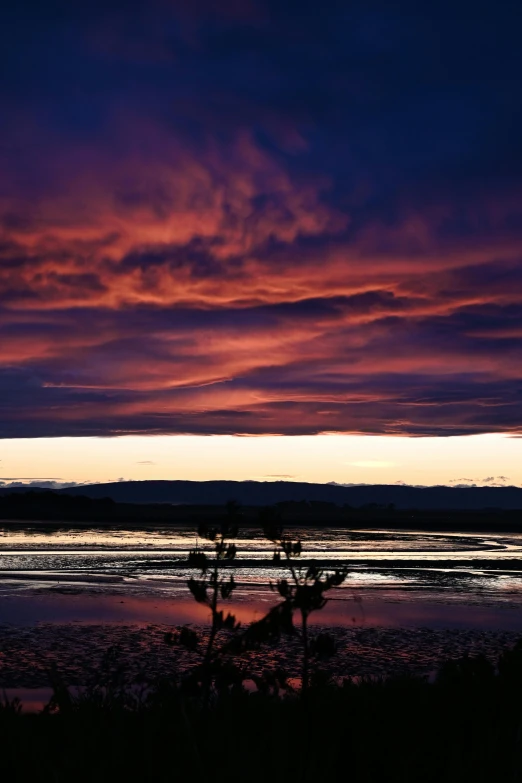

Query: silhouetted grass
[2,649,522,783]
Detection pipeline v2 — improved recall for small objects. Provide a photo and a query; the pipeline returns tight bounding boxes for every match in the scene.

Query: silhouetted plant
[167,500,242,703]
[258,508,348,693]
[498,639,522,687]
[436,652,495,689]
[0,690,22,715]
[46,647,149,715]
[250,668,294,697]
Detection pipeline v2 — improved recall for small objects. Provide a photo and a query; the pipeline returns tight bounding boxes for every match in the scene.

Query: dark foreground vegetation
[2,650,522,783]
[1,489,522,532]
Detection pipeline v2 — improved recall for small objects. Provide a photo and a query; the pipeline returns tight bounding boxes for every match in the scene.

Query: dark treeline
[1,490,522,532]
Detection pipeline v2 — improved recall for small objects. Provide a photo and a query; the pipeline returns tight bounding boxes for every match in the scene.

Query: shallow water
[0,524,522,630]
[1,524,522,698]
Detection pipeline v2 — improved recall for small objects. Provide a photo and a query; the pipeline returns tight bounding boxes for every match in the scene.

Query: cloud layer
[1,0,521,437]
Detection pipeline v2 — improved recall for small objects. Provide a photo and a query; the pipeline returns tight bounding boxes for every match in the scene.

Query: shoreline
[3,513,522,534]
[3,521,522,536]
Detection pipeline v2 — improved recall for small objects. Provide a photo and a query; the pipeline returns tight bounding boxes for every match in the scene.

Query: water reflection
[1,525,522,630]
[0,525,518,557]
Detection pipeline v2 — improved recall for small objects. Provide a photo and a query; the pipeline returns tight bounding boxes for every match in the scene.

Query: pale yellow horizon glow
[0,433,521,488]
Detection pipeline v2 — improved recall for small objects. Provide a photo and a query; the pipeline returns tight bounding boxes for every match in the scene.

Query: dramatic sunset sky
[1,1,521,487]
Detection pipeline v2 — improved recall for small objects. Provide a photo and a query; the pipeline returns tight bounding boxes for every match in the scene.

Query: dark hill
[1,486,521,530]
[42,480,522,510]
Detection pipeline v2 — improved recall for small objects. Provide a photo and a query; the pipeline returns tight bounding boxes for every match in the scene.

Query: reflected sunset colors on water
[1,525,522,632]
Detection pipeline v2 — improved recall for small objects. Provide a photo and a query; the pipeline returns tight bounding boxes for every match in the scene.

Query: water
[1,524,522,627]
[1,524,522,697]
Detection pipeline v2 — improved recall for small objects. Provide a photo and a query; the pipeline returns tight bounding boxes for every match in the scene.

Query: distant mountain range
[19,480,522,510]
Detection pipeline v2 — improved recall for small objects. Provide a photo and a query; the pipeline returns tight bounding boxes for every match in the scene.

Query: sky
[1,1,521,485]
[0,434,520,488]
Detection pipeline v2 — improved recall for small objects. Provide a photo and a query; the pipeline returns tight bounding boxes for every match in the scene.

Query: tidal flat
[1,524,522,695]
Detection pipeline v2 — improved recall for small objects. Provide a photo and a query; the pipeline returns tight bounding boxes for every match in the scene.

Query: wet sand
[1,620,520,690]
[1,590,521,691]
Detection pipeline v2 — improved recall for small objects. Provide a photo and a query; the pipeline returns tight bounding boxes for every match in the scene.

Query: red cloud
[1,121,521,437]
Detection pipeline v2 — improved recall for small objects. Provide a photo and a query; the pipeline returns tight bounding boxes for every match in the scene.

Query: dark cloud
[0,1,521,437]
[0,477,65,481]
[449,476,510,487]
[0,480,81,488]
